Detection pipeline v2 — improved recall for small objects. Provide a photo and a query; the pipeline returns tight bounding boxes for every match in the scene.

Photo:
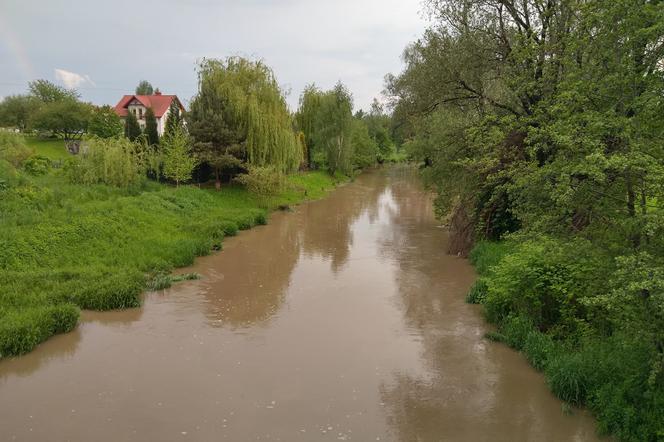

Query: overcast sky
[0,0,427,111]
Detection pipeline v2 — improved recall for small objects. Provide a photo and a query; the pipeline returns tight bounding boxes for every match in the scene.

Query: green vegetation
[387,0,664,439]
[295,83,393,173]
[135,80,155,96]
[189,57,303,188]
[144,107,159,146]
[23,137,69,161]
[0,141,345,358]
[88,105,124,139]
[162,126,198,187]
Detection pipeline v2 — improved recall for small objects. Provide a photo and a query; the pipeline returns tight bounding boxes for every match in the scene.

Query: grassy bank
[0,170,345,358]
[467,240,664,441]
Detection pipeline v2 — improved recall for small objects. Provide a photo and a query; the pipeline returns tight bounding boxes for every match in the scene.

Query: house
[113,91,184,136]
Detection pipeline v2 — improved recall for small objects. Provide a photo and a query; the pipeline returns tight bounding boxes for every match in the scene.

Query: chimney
[154,90,162,96]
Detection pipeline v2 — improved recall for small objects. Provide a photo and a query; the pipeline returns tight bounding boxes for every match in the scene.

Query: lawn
[0,169,345,358]
[24,137,71,161]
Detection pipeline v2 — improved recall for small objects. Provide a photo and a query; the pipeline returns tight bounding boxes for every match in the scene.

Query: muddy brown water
[0,167,602,441]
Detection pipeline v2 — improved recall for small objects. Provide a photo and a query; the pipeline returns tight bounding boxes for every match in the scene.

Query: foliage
[144,106,159,146]
[135,80,154,95]
[0,95,39,130]
[295,82,356,174]
[234,165,284,202]
[350,118,379,169]
[65,137,145,187]
[0,131,34,168]
[23,155,51,176]
[29,79,79,103]
[32,99,92,140]
[188,57,302,188]
[88,105,124,138]
[124,110,142,141]
[162,125,198,186]
[164,100,183,139]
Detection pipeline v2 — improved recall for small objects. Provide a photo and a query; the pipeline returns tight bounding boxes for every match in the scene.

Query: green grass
[0,169,345,358]
[24,137,71,161]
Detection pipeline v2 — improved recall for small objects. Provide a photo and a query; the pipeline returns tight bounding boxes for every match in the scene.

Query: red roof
[113,93,183,118]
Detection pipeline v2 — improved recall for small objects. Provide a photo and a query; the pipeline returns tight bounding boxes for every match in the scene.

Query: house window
[139,108,143,119]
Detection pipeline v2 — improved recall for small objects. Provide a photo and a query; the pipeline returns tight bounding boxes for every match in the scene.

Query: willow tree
[188,57,302,188]
[295,84,323,168]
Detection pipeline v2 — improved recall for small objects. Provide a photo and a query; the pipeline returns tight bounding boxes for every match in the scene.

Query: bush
[235,166,284,199]
[23,155,51,175]
[65,137,145,187]
[0,131,33,167]
[483,237,592,331]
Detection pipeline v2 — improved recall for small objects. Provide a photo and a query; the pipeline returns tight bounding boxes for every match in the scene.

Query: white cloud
[54,68,95,89]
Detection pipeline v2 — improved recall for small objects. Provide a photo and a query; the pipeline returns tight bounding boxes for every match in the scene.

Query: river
[0,167,601,441]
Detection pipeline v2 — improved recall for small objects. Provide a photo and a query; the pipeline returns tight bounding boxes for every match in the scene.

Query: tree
[162,125,198,187]
[0,95,39,130]
[144,107,159,146]
[124,111,142,141]
[164,100,183,139]
[32,99,91,141]
[295,82,357,174]
[135,80,154,95]
[188,57,302,189]
[350,118,379,169]
[29,79,79,103]
[88,105,123,138]
[364,98,394,158]
[295,84,323,168]
[318,83,354,174]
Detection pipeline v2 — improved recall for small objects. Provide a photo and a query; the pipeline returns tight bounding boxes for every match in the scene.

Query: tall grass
[0,170,343,357]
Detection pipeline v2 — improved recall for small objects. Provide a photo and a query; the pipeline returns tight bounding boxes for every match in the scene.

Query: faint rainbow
[0,14,36,80]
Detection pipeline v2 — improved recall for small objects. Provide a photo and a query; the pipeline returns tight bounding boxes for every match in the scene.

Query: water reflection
[0,328,82,384]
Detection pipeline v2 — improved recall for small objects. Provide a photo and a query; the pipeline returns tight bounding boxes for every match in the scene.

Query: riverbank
[0,171,346,358]
[0,167,601,441]
[466,240,663,441]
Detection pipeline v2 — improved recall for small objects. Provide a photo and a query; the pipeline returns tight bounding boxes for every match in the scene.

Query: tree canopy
[88,105,124,138]
[135,80,154,95]
[188,57,303,188]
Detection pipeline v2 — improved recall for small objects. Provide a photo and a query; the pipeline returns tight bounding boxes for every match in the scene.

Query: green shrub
[234,165,284,198]
[65,137,145,187]
[0,158,19,190]
[23,155,51,175]
[0,131,33,167]
[220,221,239,236]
